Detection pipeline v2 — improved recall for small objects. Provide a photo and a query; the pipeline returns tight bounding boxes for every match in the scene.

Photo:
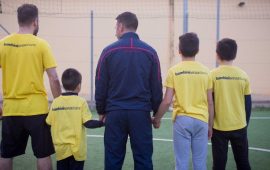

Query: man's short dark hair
[179,32,199,57]
[17,4,38,26]
[116,12,138,31]
[216,38,237,61]
[62,68,82,91]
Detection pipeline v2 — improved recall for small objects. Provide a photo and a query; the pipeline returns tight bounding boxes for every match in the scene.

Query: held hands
[152,117,161,129]
[0,106,2,117]
[99,114,106,123]
[208,127,213,140]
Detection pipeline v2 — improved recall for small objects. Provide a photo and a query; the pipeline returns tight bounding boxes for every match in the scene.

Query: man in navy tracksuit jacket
[95,12,162,170]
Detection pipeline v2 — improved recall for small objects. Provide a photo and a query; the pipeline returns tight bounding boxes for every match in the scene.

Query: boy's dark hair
[179,32,199,57]
[62,68,82,91]
[17,4,38,26]
[116,12,138,31]
[216,38,237,61]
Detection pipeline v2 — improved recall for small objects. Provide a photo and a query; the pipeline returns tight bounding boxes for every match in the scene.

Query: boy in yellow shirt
[153,32,214,170]
[210,38,251,170]
[46,68,104,170]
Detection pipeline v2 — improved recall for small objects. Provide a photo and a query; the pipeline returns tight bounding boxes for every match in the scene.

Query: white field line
[250,117,270,119]
[86,135,270,153]
[161,117,270,120]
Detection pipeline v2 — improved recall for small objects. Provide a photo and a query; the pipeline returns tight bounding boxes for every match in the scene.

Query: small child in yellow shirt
[46,68,104,170]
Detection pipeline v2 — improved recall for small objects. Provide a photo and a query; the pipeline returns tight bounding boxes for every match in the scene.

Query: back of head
[62,68,82,91]
[116,12,138,31]
[17,4,38,26]
[179,32,199,57]
[216,38,237,61]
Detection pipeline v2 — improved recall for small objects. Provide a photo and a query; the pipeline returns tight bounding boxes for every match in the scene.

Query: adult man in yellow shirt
[0,4,61,170]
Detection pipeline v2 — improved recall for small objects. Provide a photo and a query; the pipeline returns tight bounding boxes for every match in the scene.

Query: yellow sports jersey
[0,33,57,116]
[46,95,92,161]
[165,61,212,123]
[210,65,251,131]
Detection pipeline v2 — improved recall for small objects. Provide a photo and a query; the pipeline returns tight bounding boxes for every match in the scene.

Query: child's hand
[151,116,155,123]
[152,117,161,129]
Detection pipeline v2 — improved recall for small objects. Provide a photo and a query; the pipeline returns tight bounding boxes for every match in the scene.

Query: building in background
[0,0,269,105]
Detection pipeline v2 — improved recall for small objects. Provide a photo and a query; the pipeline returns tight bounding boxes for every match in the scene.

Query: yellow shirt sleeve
[41,40,57,69]
[165,69,174,88]
[81,101,92,123]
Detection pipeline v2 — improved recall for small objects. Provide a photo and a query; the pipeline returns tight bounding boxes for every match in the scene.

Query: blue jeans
[173,116,208,170]
[104,110,153,170]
